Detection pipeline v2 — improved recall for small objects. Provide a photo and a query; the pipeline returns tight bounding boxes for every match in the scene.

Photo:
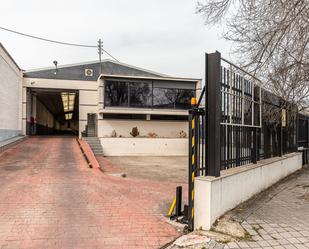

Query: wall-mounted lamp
[53,60,58,75]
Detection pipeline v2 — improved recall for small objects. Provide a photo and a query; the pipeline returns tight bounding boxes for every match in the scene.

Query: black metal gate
[188,52,263,231]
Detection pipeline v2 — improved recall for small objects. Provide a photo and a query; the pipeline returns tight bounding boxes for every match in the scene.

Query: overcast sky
[0,0,232,80]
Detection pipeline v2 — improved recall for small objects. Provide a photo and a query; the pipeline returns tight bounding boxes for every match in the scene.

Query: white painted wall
[98,119,188,138]
[0,45,22,141]
[194,153,303,230]
[100,137,188,156]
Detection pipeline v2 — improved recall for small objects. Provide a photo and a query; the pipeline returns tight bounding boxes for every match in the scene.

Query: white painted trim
[100,108,189,116]
[99,74,201,82]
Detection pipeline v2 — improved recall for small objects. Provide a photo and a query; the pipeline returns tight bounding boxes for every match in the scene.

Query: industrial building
[0,43,201,156]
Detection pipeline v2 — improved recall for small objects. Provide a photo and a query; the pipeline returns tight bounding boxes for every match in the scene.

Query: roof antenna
[97,39,103,74]
[53,60,58,75]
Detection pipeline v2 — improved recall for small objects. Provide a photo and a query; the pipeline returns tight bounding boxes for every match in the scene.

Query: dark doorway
[26,88,79,136]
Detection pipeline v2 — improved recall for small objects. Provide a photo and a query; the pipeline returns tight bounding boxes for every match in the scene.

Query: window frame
[104,78,196,110]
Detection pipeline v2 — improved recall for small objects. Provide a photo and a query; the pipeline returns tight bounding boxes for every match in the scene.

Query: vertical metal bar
[175,186,182,217]
[259,86,262,127]
[307,117,309,148]
[241,78,244,126]
[229,65,233,125]
[252,81,254,126]
[236,125,240,166]
[199,115,206,176]
[253,128,257,164]
[194,115,199,176]
[279,123,283,157]
[206,52,221,177]
[188,111,194,231]
[231,72,234,165]
[197,115,200,176]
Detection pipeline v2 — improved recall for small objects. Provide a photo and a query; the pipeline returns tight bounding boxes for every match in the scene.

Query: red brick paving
[0,137,183,249]
[77,139,100,169]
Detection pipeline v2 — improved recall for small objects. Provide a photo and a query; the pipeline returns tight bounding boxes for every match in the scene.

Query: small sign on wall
[85,69,93,77]
[282,109,286,127]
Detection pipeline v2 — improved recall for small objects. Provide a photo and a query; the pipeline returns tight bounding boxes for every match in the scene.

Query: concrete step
[90,149,103,152]
[90,151,103,156]
[90,146,102,149]
[89,146,103,150]
[83,137,104,156]
[85,133,99,140]
[85,141,100,145]
[90,145,102,149]
[91,148,103,152]
[93,151,104,154]
[84,140,100,143]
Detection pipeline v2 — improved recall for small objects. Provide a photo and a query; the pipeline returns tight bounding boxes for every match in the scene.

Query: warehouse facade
[0,44,201,156]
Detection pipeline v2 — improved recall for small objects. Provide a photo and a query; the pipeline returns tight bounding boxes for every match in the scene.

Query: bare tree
[197,0,309,111]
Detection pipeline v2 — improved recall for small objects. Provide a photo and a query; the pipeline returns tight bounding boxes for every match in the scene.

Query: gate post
[188,109,198,231]
[206,52,221,177]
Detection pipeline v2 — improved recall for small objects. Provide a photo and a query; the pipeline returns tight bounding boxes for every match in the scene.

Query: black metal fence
[220,58,261,169]
[298,113,309,148]
[187,51,302,230]
[297,113,309,165]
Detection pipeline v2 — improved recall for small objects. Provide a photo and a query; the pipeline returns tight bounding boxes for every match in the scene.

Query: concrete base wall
[98,119,188,138]
[194,153,302,230]
[100,138,188,156]
[0,129,21,142]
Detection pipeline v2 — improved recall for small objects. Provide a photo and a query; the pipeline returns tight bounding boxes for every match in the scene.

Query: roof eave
[98,74,201,82]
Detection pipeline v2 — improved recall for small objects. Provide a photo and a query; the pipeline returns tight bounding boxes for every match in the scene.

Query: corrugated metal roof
[23,59,170,81]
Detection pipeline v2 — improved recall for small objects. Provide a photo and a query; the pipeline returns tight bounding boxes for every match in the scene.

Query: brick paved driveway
[213,167,309,249]
[0,137,182,249]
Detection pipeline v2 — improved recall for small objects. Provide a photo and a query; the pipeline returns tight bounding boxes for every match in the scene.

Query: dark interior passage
[27,88,79,136]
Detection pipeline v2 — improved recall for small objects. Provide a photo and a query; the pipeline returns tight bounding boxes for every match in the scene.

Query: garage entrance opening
[26,88,79,136]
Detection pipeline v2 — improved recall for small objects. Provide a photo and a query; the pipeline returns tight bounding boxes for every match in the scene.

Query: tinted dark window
[104,79,195,109]
[174,89,195,109]
[105,81,128,106]
[153,88,176,109]
[129,82,152,107]
[153,88,195,109]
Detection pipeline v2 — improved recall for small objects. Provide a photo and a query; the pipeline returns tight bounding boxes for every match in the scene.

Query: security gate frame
[188,52,262,231]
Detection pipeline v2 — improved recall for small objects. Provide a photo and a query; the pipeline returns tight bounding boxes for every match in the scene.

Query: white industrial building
[0,43,23,143]
[0,43,201,156]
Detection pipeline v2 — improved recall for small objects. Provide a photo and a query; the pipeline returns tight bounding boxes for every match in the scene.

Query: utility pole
[97,39,103,74]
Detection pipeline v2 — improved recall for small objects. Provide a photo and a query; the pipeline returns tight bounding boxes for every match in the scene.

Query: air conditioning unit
[85,69,93,77]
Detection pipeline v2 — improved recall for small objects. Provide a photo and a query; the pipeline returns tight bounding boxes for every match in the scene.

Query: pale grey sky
[0,0,232,79]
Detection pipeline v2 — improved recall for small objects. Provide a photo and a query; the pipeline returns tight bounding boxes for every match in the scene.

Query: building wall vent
[85,69,93,77]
